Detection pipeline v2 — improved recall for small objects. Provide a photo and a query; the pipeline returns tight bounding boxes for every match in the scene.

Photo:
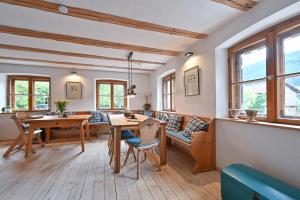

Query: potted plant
[54,100,70,117]
[143,95,151,111]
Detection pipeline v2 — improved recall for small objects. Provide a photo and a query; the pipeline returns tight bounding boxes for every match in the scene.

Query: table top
[25,115,91,123]
[109,114,165,127]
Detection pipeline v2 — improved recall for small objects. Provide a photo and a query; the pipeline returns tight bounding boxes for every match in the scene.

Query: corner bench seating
[155,111,216,174]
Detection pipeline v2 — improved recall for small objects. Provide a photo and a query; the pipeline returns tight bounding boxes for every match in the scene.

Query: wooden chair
[3,114,44,158]
[107,115,136,165]
[124,118,161,179]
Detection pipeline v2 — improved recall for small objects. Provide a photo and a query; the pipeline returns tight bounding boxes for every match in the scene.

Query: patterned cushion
[183,115,208,138]
[159,113,170,122]
[90,111,105,123]
[166,115,183,132]
[101,112,109,122]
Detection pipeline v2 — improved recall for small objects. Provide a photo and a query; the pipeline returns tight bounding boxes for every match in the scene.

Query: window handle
[267,75,274,80]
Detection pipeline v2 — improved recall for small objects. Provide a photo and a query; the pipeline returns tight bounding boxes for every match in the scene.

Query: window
[231,43,267,117]
[277,30,300,120]
[96,80,127,110]
[8,76,50,111]
[229,14,300,125]
[162,73,175,111]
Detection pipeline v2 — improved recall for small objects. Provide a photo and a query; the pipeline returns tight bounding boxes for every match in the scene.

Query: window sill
[217,118,300,131]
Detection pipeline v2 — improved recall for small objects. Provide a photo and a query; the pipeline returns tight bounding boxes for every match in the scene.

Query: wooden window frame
[7,75,51,112]
[228,14,300,125]
[162,73,176,112]
[96,80,127,111]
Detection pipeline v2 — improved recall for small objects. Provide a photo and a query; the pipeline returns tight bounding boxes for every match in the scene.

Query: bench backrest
[154,111,213,132]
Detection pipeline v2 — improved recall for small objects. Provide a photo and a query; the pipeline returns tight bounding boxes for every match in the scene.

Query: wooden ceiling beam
[210,0,257,11]
[0,56,154,72]
[0,44,165,65]
[0,0,208,39]
[0,25,180,56]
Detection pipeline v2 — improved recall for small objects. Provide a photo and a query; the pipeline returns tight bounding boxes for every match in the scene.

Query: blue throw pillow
[90,111,102,123]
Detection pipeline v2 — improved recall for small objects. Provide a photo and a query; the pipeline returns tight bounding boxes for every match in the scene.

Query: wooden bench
[155,111,216,174]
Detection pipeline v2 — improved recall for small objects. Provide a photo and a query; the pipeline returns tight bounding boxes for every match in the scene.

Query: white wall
[217,120,300,187]
[150,0,300,188]
[0,64,151,140]
[0,64,151,111]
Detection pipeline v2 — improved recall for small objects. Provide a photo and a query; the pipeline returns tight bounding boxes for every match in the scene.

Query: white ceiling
[0,0,258,73]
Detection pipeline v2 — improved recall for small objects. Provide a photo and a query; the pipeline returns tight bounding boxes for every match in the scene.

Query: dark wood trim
[0,0,207,39]
[210,0,257,11]
[0,25,180,56]
[162,73,176,112]
[0,44,165,65]
[0,56,154,72]
[96,80,127,110]
[7,75,51,112]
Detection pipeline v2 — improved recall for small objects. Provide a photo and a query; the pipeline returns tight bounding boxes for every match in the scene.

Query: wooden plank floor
[0,139,221,200]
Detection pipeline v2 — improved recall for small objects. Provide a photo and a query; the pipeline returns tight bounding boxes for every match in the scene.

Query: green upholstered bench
[221,164,300,200]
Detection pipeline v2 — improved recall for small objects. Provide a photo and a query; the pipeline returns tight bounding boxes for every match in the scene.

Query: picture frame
[66,82,82,99]
[184,66,200,96]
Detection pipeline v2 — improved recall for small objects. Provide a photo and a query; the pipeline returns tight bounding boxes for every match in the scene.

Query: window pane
[99,84,111,96]
[99,96,111,109]
[15,95,29,110]
[113,97,124,109]
[34,96,49,110]
[283,33,300,75]
[240,81,267,115]
[278,76,300,118]
[164,94,170,110]
[33,81,50,110]
[15,80,29,94]
[114,84,124,97]
[164,80,170,94]
[34,81,49,95]
[239,46,266,81]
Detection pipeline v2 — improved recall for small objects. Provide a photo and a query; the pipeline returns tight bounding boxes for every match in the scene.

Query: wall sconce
[185,52,194,57]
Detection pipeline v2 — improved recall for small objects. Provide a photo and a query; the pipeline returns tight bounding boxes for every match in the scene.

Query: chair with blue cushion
[123,118,161,179]
[107,116,137,165]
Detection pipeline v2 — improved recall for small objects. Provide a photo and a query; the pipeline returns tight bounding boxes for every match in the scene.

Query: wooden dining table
[25,115,90,157]
[109,114,167,173]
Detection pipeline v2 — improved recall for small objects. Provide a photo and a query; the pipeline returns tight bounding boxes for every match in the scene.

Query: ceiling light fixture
[127,52,137,98]
[185,52,194,57]
[58,5,69,14]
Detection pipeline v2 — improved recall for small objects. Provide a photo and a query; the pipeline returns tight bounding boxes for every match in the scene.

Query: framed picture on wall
[184,66,200,96]
[66,82,82,99]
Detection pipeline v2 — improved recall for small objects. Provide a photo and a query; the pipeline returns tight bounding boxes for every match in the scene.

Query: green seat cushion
[166,130,191,144]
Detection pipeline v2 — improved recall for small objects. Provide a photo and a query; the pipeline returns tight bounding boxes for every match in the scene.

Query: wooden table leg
[3,134,22,158]
[113,126,121,173]
[25,126,34,158]
[45,128,51,144]
[80,122,85,152]
[160,124,167,165]
[86,122,90,139]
